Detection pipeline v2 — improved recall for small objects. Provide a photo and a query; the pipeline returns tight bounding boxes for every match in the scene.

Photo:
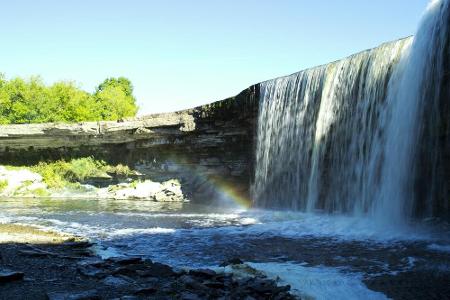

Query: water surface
[1,198,449,299]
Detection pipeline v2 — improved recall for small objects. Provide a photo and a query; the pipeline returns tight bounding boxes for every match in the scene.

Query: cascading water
[371,0,450,224]
[253,0,450,224]
[253,38,410,213]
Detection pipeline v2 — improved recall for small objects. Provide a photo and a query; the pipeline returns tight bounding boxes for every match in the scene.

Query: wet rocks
[179,291,203,300]
[133,286,157,296]
[188,268,217,278]
[106,256,142,265]
[19,249,50,257]
[77,264,105,279]
[46,290,100,300]
[74,255,297,299]
[143,262,178,277]
[1,239,297,299]
[103,275,130,286]
[179,274,209,291]
[219,257,244,267]
[0,269,24,283]
[229,277,293,299]
[78,257,177,280]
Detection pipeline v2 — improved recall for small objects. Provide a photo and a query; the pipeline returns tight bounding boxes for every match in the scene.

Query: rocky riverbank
[0,224,297,299]
[0,166,186,202]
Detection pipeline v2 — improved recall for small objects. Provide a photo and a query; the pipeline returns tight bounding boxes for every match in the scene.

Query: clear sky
[0,0,430,115]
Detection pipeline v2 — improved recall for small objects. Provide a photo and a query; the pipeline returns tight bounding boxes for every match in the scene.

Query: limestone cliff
[0,86,259,203]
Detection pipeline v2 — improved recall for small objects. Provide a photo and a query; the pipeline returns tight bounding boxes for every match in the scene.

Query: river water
[1,198,449,299]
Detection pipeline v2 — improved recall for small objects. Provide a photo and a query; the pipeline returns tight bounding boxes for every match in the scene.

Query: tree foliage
[0,74,138,124]
[94,77,138,120]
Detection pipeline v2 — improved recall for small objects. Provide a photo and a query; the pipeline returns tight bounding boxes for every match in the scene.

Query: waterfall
[253,0,450,223]
[372,0,450,223]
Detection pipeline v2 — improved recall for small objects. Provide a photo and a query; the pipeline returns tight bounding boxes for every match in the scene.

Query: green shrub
[104,163,133,177]
[27,157,135,189]
[63,157,106,181]
[31,160,71,189]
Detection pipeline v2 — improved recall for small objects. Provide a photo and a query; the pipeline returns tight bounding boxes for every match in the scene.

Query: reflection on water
[0,197,253,239]
[0,197,185,214]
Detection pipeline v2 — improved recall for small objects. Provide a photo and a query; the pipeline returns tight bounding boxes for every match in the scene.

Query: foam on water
[428,243,450,253]
[111,228,176,236]
[234,210,446,242]
[248,262,388,300]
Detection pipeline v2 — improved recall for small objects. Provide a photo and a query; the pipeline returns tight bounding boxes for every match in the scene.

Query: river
[1,197,449,299]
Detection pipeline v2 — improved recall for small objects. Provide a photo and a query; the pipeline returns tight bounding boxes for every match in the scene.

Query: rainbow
[159,156,252,209]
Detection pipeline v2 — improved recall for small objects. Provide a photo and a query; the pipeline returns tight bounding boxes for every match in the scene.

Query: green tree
[0,75,138,124]
[96,77,135,97]
[0,74,11,124]
[46,82,99,122]
[6,77,45,123]
[95,77,138,120]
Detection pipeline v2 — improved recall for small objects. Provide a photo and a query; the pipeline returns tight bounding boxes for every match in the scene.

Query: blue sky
[0,0,430,114]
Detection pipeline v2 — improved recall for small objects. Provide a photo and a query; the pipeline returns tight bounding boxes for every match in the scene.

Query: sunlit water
[1,198,449,299]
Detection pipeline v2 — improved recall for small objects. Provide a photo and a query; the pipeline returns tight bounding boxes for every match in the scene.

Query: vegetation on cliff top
[0,75,138,124]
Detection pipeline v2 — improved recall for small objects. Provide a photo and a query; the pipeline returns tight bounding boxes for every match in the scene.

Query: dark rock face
[0,86,259,204]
